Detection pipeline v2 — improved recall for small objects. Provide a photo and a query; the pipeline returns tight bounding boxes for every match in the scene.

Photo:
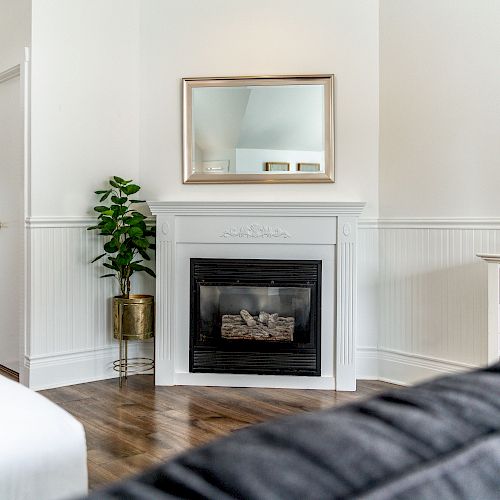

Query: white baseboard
[26,342,154,391]
[356,346,379,380]
[356,347,477,386]
[27,344,475,391]
[174,372,336,390]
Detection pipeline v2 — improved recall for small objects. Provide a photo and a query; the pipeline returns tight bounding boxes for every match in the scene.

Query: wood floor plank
[0,365,19,381]
[40,375,398,491]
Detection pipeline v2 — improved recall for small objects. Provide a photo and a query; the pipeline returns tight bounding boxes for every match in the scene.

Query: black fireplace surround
[190,258,321,376]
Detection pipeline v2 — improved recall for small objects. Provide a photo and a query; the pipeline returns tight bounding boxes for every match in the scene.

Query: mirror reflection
[192,85,325,175]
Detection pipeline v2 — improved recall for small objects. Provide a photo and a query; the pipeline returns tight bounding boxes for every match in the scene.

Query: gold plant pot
[113,294,154,340]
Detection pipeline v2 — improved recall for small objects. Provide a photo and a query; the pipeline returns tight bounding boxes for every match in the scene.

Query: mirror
[183,75,334,183]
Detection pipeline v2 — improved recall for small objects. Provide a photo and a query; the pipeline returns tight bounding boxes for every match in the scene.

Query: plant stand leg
[118,335,123,388]
[118,302,123,388]
[124,339,128,381]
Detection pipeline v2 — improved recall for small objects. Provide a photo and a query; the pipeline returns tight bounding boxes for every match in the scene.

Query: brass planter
[113,294,154,340]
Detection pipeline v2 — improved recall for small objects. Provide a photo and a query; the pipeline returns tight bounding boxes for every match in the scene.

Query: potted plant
[88,176,156,342]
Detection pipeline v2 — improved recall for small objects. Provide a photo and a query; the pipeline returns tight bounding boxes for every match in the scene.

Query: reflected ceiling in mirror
[183,75,334,183]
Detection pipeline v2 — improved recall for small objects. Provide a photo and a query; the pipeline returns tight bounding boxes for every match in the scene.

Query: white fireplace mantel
[148,201,365,391]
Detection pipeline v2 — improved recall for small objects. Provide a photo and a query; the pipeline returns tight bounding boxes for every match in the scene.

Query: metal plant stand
[112,296,154,387]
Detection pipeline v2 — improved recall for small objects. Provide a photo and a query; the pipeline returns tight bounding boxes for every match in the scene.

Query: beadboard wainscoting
[23,217,499,389]
[25,218,154,390]
[357,218,500,385]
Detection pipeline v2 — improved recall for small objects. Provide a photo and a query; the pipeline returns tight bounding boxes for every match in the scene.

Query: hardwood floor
[41,376,397,491]
[0,364,19,381]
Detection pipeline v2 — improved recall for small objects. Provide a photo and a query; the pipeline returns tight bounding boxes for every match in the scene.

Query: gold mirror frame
[182,74,334,184]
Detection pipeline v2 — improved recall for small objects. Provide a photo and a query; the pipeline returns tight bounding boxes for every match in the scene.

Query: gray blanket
[85,363,500,499]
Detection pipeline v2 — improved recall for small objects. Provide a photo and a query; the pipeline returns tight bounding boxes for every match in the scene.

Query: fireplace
[190,258,321,376]
[148,201,364,390]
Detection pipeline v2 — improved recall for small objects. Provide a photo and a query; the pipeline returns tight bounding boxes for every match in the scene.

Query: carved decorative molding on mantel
[220,224,291,239]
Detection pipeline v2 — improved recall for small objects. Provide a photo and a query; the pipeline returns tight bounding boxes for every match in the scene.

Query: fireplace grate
[193,351,318,375]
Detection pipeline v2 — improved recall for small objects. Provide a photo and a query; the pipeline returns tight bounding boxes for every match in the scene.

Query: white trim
[174,373,335,390]
[148,201,366,217]
[26,215,500,229]
[26,342,154,391]
[26,216,155,228]
[0,64,20,84]
[20,49,31,386]
[375,217,500,229]
[356,346,379,379]
[356,347,477,386]
[26,216,97,228]
[358,218,379,229]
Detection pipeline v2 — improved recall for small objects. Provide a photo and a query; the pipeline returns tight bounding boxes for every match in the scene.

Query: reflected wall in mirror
[183,75,334,183]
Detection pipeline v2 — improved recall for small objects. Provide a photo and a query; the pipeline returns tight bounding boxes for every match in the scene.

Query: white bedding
[0,375,88,500]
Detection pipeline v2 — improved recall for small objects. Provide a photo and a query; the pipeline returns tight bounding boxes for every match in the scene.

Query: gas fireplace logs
[221,310,294,341]
[240,309,257,327]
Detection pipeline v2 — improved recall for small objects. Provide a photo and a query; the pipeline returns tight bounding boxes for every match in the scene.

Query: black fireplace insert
[190,258,321,376]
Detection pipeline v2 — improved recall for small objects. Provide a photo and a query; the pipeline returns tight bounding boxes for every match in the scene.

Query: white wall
[380,0,500,218]
[29,0,380,218]
[0,0,31,72]
[139,0,379,217]
[30,0,141,217]
[377,0,500,383]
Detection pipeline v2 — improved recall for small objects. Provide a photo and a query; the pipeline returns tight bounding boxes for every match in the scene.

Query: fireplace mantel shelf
[148,201,366,217]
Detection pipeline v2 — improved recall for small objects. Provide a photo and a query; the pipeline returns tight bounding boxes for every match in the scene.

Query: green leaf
[138,249,151,261]
[104,240,119,253]
[98,216,115,225]
[129,199,146,204]
[103,221,117,232]
[130,262,145,271]
[100,274,115,278]
[116,254,133,266]
[94,190,108,194]
[132,238,149,249]
[87,225,99,231]
[91,253,106,263]
[99,190,112,202]
[122,184,140,195]
[113,226,128,237]
[142,267,156,278]
[109,180,120,188]
[103,262,118,271]
[113,176,132,185]
[127,226,143,238]
[130,263,155,277]
[111,205,128,217]
[124,213,146,225]
[111,196,128,205]
[94,205,110,213]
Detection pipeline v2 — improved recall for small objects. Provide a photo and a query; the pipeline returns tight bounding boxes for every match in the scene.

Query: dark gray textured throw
[84,364,500,499]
